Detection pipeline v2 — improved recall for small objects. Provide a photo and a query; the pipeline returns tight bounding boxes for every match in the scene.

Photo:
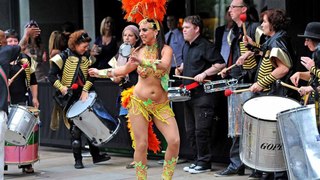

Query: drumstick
[224,88,250,96]
[277,80,299,91]
[173,53,178,68]
[217,64,237,75]
[240,13,247,37]
[303,93,310,106]
[173,75,211,82]
[277,80,311,105]
[9,63,28,84]
[224,87,270,96]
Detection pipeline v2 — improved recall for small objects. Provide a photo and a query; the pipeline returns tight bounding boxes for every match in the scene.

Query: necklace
[144,43,158,60]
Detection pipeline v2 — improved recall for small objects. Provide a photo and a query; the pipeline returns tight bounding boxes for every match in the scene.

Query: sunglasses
[77,33,89,42]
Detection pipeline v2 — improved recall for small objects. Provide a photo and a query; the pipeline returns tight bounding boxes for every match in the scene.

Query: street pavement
[4,146,251,180]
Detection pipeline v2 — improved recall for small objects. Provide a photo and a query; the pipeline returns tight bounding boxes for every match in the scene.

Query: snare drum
[168,87,191,102]
[227,83,252,137]
[5,105,38,145]
[203,78,238,93]
[240,96,301,172]
[5,125,39,165]
[277,105,320,180]
[66,91,121,146]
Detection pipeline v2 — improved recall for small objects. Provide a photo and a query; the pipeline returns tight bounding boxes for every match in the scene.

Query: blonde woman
[92,16,118,69]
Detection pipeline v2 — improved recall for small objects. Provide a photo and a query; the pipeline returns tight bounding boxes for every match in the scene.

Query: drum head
[119,43,132,57]
[66,92,97,119]
[243,96,300,121]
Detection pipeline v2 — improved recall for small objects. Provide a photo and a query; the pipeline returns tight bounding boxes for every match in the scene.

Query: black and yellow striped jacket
[48,49,94,92]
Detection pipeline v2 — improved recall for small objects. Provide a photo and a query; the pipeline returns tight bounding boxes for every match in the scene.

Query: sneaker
[248,171,263,180]
[214,166,245,177]
[183,163,196,172]
[189,165,211,174]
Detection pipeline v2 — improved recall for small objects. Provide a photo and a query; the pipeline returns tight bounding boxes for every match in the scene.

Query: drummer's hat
[298,22,320,40]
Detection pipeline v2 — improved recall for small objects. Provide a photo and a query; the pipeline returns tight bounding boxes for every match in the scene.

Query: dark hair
[149,19,165,59]
[4,29,19,39]
[260,9,290,32]
[247,6,259,22]
[242,0,254,7]
[25,19,39,28]
[184,15,203,34]
[61,21,75,34]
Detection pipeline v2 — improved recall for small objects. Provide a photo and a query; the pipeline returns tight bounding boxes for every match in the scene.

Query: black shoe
[126,162,135,169]
[93,154,111,164]
[74,160,84,169]
[248,171,263,180]
[214,166,245,177]
[188,165,211,174]
[22,164,34,174]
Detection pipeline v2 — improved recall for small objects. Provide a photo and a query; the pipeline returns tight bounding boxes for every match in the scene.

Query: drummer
[290,22,320,130]
[245,9,296,179]
[215,0,264,178]
[48,30,110,169]
[0,26,40,179]
[175,15,226,174]
[4,29,39,173]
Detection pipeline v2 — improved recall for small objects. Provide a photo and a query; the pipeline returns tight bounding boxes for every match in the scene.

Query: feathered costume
[121,1,179,179]
[121,0,167,155]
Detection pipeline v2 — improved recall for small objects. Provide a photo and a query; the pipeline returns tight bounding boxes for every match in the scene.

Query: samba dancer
[4,29,39,174]
[89,1,180,179]
[48,30,110,169]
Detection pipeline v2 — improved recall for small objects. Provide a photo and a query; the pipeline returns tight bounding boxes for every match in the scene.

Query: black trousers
[184,92,222,166]
[70,122,101,161]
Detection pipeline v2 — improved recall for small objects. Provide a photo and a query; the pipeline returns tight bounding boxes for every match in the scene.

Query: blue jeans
[227,136,243,170]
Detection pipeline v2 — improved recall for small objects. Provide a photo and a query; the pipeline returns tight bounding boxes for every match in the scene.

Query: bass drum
[5,125,39,166]
[277,105,320,180]
[240,96,301,172]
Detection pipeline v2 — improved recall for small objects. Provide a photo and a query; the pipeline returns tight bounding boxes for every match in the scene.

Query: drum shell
[5,125,39,165]
[277,105,320,180]
[240,96,300,172]
[67,92,121,146]
[227,84,253,137]
[168,87,191,102]
[5,105,38,145]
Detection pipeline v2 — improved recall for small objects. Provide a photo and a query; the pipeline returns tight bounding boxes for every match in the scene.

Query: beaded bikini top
[136,44,169,91]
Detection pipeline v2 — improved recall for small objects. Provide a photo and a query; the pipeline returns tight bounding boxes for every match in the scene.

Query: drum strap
[73,58,83,87]
[185,82,199,90]
[0,65,10,103]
